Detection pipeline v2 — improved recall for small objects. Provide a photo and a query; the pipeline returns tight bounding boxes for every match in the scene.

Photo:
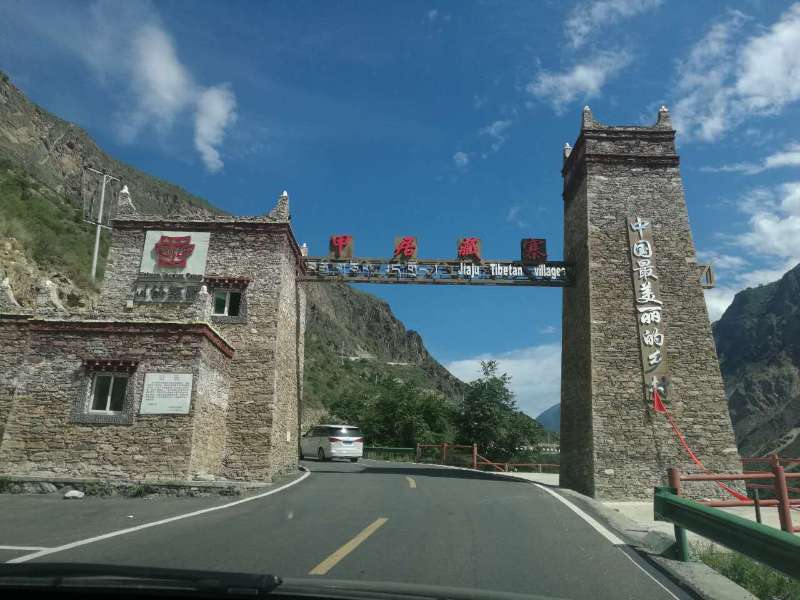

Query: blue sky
[3,0,800,417]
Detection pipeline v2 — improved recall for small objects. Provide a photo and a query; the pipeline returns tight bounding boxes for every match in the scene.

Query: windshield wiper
[0,563,282,596]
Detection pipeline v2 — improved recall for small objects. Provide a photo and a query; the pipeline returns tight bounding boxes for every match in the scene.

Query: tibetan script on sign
[301,257,572,286]
[627,216,669,401]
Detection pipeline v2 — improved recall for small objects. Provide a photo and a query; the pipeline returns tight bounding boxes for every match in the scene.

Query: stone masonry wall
[0,326,229,481]
[207,229,284,481]
[189,339,231,477]
[0,318,31,445]
[560,177,595,496]
[561,109,740,500]
[269,244,305,478]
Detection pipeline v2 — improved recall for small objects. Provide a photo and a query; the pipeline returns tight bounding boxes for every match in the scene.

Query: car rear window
[327,427,362,438]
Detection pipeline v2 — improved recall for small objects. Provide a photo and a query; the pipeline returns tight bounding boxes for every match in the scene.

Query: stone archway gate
[300,106,741,500]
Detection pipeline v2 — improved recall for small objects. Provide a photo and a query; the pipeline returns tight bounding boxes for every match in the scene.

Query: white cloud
[68,2,238,172]
[479,119,512,153]
[427,9,438,22]
[194,85,238,173]
[445,345,561,417]
[565,0,662,48]
[527,50,631,113]
[701,142,800,174]
[674,5,800,142]
[506,205,528,228]
[702,182,800,319]
[453,151,470,168]
[539,325,558,335]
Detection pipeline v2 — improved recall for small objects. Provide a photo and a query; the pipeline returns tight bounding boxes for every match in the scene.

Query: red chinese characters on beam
[521,238,547,264]
[393,236,418,260]
[457,237,481,262]
[329,235,353,259]
[154,235,195,268]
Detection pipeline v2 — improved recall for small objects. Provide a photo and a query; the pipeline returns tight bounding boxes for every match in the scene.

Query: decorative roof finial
[116,184,137,217]
[563,142,572,160]
[656,105,672,128]
[581,105,595,129]
[268,189,291,222]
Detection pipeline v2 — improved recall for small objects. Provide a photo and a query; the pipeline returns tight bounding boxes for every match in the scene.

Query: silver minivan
[300,424,364,462]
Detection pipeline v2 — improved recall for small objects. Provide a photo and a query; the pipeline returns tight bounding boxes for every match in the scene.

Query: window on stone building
[90,374,129,413]
[213,290,242,317]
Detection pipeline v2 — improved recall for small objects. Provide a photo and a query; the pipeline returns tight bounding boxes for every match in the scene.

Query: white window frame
[212,290,242,317]
[88,373,129,414]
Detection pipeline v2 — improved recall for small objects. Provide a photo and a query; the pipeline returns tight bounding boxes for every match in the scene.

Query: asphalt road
[0,460,692,599]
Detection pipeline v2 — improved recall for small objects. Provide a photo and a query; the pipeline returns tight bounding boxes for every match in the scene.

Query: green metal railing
[654,486,800,578]
[363,447,416,462]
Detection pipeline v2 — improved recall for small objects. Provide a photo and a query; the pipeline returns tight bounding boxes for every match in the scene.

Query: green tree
[457,361,542,460]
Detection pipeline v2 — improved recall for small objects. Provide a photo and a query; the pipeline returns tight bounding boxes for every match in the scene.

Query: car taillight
[329,437,340,442]
[352,438,363,443]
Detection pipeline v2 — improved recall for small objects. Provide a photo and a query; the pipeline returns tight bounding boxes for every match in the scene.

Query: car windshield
[1,3,791,600]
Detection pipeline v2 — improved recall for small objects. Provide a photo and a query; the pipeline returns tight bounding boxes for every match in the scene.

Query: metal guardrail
[654,487,800,578]
[363,447,416,461]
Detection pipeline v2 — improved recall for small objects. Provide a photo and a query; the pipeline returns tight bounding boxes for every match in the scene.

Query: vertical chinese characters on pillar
[627,217,669,406]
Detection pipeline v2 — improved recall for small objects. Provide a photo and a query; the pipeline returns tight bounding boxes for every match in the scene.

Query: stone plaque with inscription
[140,373,194,415]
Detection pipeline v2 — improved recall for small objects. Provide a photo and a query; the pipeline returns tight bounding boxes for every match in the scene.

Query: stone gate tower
[560,107,740,500]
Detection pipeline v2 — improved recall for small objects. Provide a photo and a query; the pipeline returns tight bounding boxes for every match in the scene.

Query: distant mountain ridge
[0,70,464,417]
[536,403,560,433]
[713,262,800,458]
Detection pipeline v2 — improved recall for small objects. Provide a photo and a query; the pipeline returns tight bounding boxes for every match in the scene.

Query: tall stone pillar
[560,106,740,500]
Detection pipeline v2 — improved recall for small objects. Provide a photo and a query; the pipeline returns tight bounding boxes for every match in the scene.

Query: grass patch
[0,160,108,288]
[693,542,800,599]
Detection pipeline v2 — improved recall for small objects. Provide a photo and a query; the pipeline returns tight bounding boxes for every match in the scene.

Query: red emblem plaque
[521,238,547,264]
[457,237,482,262]
[329,235,354,259]
[393,236,418,260]
[154,235,195,268]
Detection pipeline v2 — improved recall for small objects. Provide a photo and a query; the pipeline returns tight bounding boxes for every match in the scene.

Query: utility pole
[83,166,120,283]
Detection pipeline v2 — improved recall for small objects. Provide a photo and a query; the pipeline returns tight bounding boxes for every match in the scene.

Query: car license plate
[343,441,353,445]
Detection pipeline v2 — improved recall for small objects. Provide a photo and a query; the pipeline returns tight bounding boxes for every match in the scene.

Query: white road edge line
[0,546,50,551]
[533,484,680,600]
[6,469,312,564]
[617,547,681,600]
[533,483,624,545]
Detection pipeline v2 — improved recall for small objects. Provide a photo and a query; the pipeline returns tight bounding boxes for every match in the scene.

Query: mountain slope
[713,263,800,457]
[535,403,560,433]
[0,70,464,417]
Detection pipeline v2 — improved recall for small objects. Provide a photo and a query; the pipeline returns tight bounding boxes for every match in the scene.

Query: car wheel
[350,458,358,463]
[317,447,326,461]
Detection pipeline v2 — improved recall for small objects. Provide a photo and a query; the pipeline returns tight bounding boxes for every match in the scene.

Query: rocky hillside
[713,263,800,458]
[0,70,463,417]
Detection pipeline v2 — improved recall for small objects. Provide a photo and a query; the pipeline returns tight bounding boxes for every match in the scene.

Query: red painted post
[472,444,477,470]
[442,442,448,465]
[668,467,682,496]
[772,455,794,533]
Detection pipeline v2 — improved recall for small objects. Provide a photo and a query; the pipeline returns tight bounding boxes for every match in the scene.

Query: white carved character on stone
[631,240,652,259]
[642,328,664,347]
[634,259,657,281]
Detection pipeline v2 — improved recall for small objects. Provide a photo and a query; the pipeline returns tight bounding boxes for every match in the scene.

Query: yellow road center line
[308,517,388,576]
[406,476,417,489]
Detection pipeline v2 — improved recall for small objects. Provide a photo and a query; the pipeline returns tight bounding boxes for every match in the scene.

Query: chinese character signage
[627,216,669,404]
[140,231,210,275]
[457,237,482,262]
[329,235,353,259]
[393,236,418,261]
[521,238,547,264]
